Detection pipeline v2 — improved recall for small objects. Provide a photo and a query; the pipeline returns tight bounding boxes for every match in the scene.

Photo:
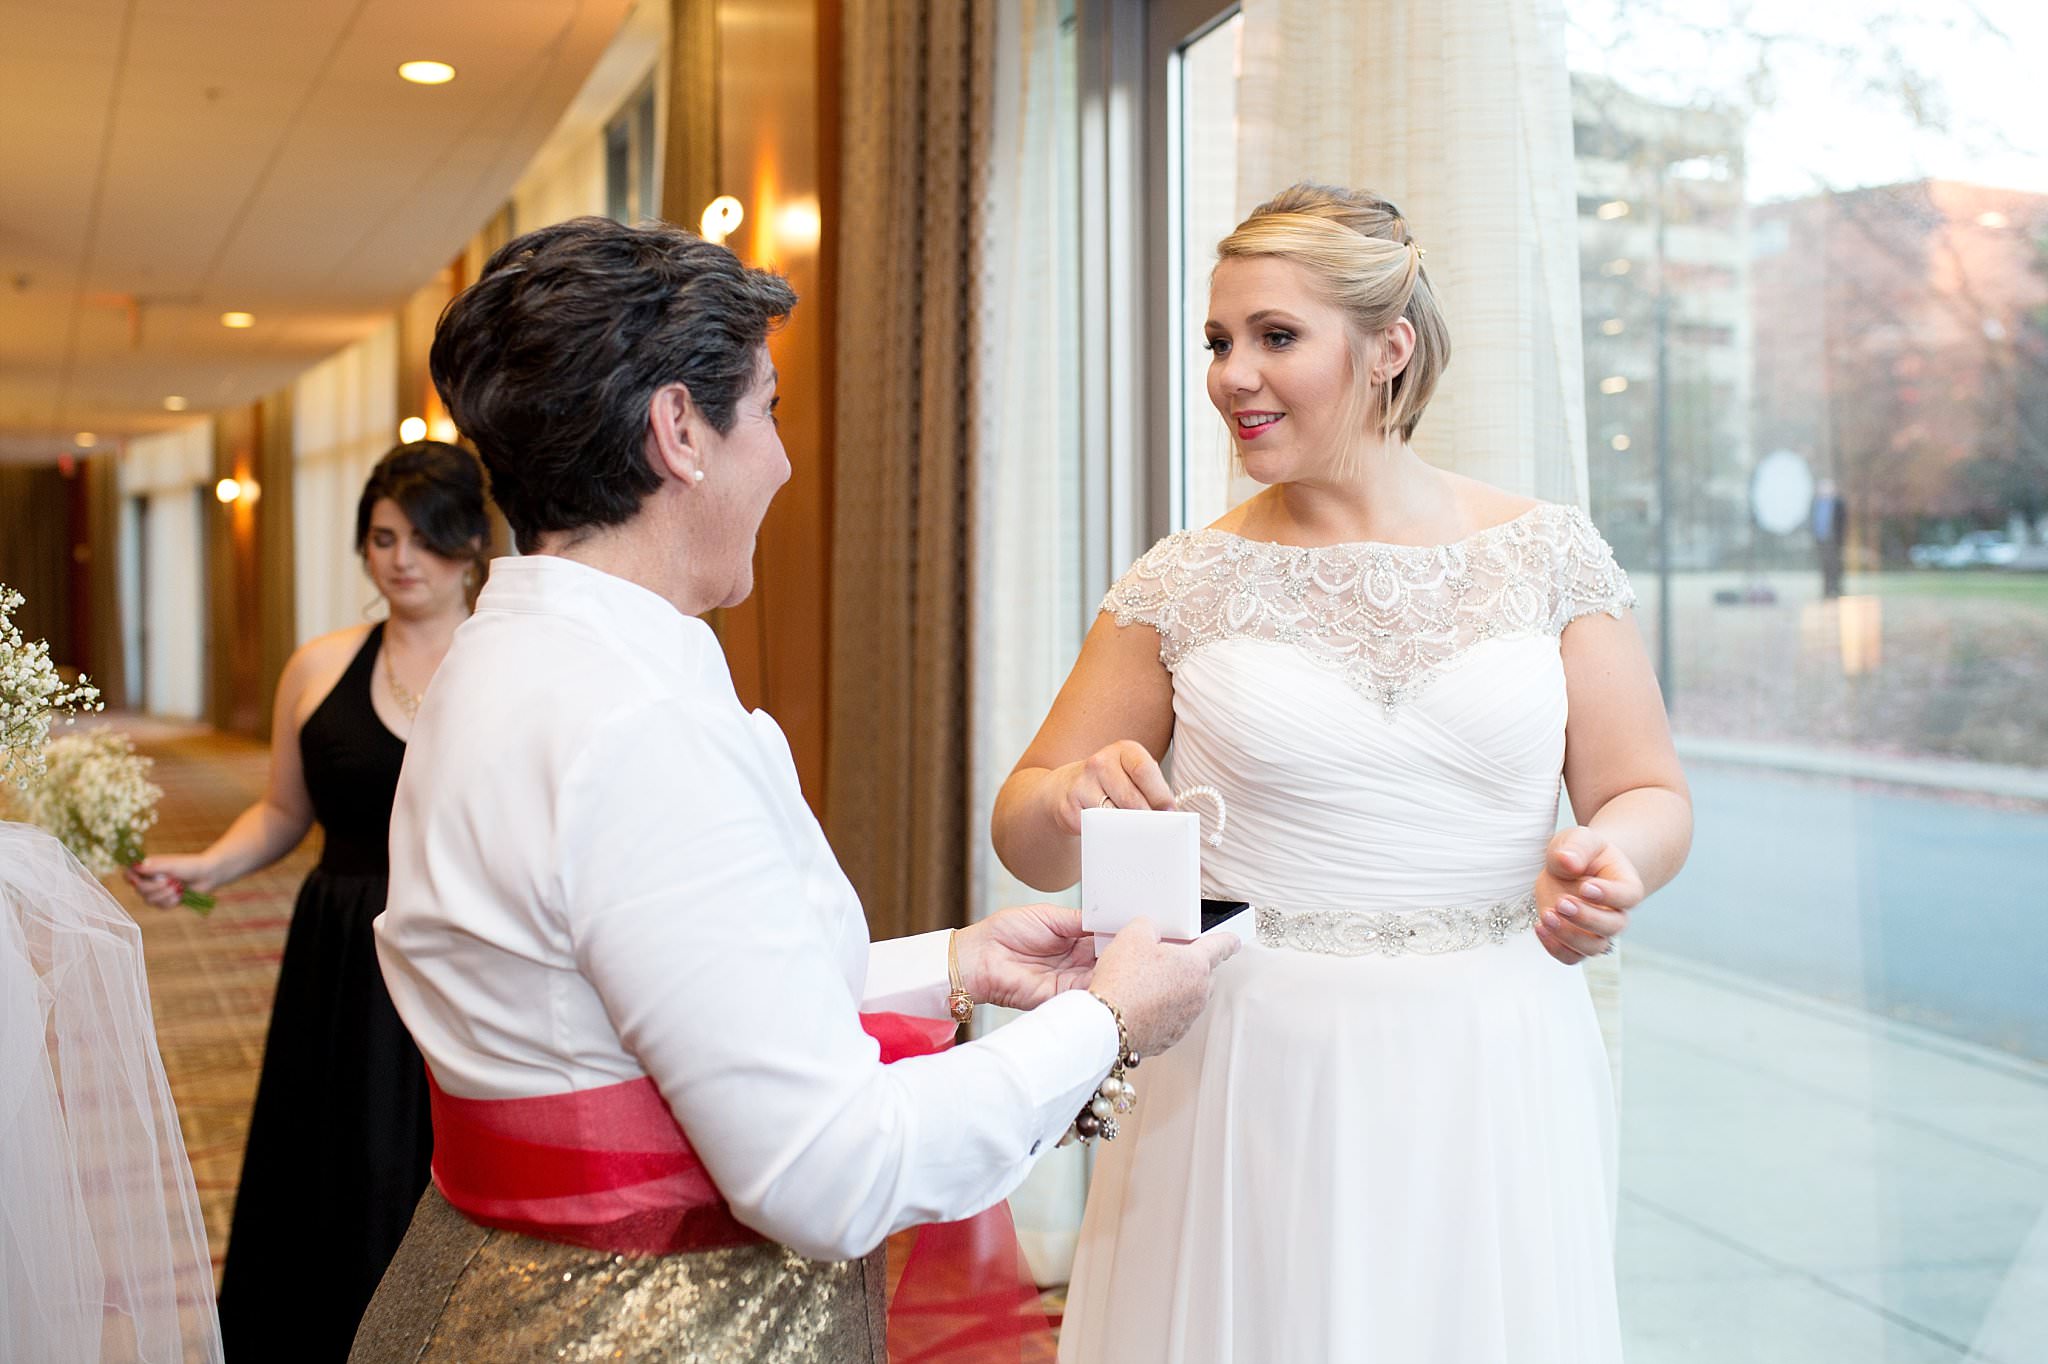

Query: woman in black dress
[129,441,489,1362]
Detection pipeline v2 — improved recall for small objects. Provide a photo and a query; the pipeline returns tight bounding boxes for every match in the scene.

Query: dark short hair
[429,216,798,552]
[355,441,490,575]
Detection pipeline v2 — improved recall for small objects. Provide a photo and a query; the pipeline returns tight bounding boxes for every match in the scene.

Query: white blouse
[377,554,1116,1261]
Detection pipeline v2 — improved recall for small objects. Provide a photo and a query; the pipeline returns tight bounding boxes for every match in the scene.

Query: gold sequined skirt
[348,1187,887,1364]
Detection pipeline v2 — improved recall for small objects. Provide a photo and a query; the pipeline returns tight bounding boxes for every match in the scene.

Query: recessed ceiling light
[398,61,456,85]
[73,431,96,447]
[221,311,255,329]
[163,396,189,411]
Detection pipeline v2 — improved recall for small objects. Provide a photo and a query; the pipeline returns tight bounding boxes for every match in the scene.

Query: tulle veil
[1,819,223,1363]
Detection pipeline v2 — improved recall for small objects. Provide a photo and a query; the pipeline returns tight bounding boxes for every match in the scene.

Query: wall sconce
[775,199,822,252]
[216,477,260,505]
[399,416,428,443]
[700,196,745,246]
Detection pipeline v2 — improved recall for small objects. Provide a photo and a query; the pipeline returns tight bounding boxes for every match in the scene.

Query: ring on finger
[1098,796,1115,808]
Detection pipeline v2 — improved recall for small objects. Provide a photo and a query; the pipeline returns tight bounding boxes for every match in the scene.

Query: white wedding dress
[1,822,222,1363]
[1059,503,1633,1364]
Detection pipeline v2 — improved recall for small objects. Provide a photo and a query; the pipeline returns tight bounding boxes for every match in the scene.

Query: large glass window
[1568,2,2046,1356]
[1087,0,2046,1354]
[605,80,660,225]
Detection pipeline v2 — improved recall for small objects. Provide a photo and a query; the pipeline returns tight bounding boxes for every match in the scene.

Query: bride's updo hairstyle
[1217,183,1451,458]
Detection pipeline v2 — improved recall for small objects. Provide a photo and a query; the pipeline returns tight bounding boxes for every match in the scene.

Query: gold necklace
[382,645,423,722]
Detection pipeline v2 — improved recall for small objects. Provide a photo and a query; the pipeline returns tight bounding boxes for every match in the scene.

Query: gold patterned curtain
[827,0,995,940]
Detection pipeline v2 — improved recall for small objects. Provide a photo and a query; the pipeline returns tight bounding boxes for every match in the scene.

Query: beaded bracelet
[1066,991,1140,1143]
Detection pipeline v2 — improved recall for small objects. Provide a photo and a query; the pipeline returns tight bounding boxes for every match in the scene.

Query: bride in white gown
[994,184,1693,1363]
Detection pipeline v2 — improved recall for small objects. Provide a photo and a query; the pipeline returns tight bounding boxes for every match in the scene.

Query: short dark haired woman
[352,217,1238,1361]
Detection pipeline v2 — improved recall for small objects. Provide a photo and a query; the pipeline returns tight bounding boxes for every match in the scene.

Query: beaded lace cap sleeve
[1099,503,1636,713]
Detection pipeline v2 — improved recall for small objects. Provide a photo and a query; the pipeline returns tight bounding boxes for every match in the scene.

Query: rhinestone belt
[1253,890,1538,958]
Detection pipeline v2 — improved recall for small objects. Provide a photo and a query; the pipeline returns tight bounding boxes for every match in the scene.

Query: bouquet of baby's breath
[20,730,213,913]
[1,583,103,789]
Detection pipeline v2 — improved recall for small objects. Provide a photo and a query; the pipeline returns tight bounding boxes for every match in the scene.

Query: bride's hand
[1532,827,1641,965]
[956,904,1098,1009]
[1049,741,1176,836]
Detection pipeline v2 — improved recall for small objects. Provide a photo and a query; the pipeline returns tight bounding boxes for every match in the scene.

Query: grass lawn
[1630,570,2048,769]
[1847,571,2048,607]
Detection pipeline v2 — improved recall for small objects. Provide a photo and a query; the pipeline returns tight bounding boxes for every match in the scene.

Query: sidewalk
[1618,949,2047,1363]
[1674,734,2048,804]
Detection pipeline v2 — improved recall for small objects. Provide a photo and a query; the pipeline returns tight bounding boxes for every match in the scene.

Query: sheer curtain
[1237,0,1588,506]
[971,0,1090,1284]
[1234,0,1621,1067]
[292,321,398,644]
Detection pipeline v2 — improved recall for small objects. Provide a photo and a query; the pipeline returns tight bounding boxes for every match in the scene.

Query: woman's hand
[955,905,1100,1010]
[1532,827,1643,965]
[1047,740,1176,836]
[954,904,1243,1058]
[125,854,217,912]
[1089,917,1240,1057]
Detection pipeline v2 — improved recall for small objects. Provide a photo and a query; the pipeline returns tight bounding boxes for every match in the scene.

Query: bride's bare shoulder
[1447,475,1541,530]
[1203,490,1274,537]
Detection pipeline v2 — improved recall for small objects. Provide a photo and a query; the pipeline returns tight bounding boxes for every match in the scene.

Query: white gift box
[1080,807,1203,943]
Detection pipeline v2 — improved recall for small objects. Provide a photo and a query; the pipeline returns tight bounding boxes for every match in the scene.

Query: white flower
[17,729,163,876]
[1,584,103,789]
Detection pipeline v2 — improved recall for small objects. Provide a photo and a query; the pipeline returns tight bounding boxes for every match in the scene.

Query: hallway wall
[207,397,294,739]
[122,425,214,721]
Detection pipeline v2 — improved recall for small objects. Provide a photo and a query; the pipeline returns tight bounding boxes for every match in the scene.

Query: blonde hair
[1216,183,1451,465]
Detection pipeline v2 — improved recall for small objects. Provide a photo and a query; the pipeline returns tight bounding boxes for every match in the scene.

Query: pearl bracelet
[1068,991,1140,1143]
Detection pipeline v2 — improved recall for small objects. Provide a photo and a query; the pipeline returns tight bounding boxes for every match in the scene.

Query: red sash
[426,1012,1054,1361]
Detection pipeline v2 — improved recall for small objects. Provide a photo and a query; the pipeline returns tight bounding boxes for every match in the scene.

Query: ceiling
[0,0,635,464]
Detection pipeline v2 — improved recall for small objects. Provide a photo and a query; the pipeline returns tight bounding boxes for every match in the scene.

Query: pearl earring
[692,469,706,483]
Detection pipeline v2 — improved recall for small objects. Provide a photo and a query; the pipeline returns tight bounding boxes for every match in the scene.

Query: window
[1167,10,1244,532]
[605,80,659,225]
[1068,4,2046,1355]
[1570,3,2046,1356]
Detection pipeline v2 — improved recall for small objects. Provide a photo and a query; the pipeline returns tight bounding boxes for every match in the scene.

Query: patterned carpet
[91,718,1060,1358]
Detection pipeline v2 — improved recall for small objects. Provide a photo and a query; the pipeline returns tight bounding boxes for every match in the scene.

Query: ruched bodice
[1171,634,1570,909]
[1102,503,1634,913]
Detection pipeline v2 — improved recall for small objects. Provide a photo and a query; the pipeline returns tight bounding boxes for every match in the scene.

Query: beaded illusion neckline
[1102,502,1635,715]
